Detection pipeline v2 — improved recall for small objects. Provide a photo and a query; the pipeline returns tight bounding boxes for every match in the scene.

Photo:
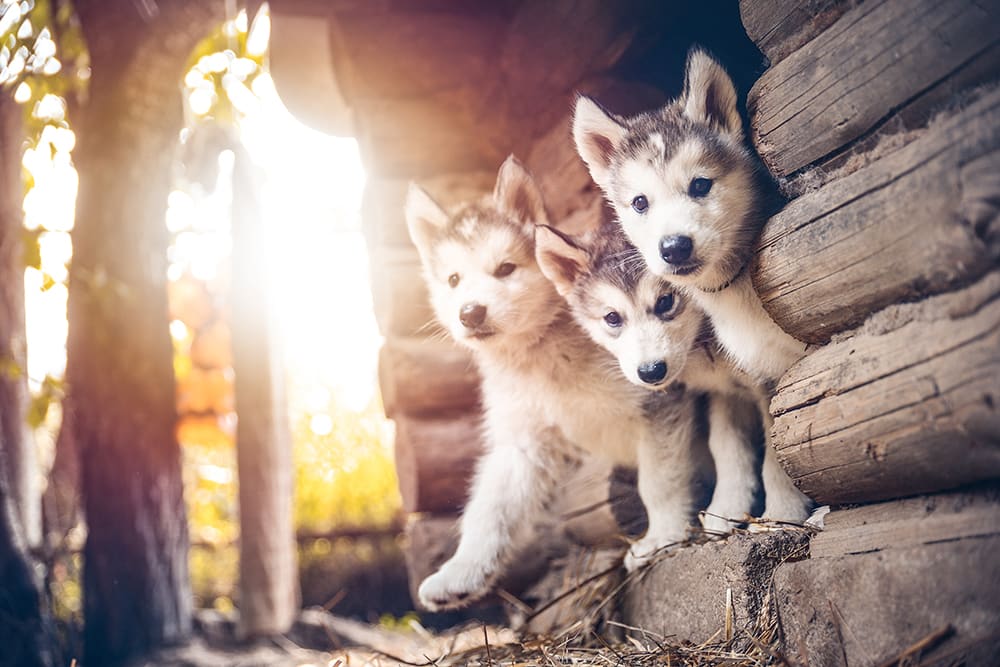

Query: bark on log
[771,273,1000,505]
[393,413,483,514]
[378,337,480,419]
[809,487,1000,559]
[754,89,1000,343]
[748,0,1000,176]
[368,246,436,338]
[776,492,1000,666]
[738,0,854,65]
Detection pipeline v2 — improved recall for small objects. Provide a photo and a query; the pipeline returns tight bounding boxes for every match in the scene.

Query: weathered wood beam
[771,273,1000,505]
[378,336,480,419]
[393,413,483,514]
[738,0,854,65]
[776,491,1000,665]
[754,89,1000,343]
[748,0,1000,176]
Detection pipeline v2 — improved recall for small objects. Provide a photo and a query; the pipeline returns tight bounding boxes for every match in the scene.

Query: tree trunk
[68,3,222,664]
[230,144,300,637]
[0,82,54,667]
[0,92,40,551]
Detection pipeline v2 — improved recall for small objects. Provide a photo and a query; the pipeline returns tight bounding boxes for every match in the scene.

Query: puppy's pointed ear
[681,48,743,140]
[494,155,550,229]
[405,183,448,257]
[535,225,589,297]
[573,95,626,191]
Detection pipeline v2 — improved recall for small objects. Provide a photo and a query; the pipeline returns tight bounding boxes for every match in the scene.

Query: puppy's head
[536,224,704,389]
[573,49,765,290]
[406,156,560,351]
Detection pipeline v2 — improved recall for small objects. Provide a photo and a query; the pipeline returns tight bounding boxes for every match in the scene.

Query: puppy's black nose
[459,303,487,329]
[659,235,693,265]
[637,360,668,385]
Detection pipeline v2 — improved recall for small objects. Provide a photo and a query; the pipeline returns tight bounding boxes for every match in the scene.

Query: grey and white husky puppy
[571,48,813,522]
[405,156,712,609]
[536,223,763,534]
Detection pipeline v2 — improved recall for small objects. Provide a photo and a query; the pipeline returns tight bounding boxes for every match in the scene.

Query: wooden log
[754,89,1000,343]
[810,487,1000,559]
[368,246,436,338]
[748,0,1000,176]
[378,336,480,419]
[776,492,1000,666]
[394,412,484,514]
[771,272,1000,506]
[738,0,854,65]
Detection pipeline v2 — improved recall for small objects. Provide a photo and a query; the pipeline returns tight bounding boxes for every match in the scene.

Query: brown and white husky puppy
[571,48,813,522]
[405,156,712,609]
[535,223,764,534]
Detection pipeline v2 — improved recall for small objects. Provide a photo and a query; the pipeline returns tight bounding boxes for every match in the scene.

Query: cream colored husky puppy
[536,223,762,534]
[571,48,813,522]
[405,156,712,609]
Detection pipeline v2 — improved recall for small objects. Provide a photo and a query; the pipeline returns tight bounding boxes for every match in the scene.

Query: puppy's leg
[757,402,813,524]
[418,424,568,610]
[760,435,813,523]
[701,394,761,535]
[626,398,700,572]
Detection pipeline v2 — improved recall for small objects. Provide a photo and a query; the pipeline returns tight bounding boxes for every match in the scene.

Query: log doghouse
[268,0,1000,661]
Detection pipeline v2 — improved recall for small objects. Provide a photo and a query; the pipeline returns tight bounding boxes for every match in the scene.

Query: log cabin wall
[268,0,1000,659]
[698,2,997,662]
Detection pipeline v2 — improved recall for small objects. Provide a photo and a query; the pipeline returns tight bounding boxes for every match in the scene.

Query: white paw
[623,532,684,573]
[761,497,813,525]
[418,558,493,611]
[699,506,743,536]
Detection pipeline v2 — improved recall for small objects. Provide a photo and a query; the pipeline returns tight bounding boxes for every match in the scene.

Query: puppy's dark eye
[494,262,516,278]
[689,177,713,198]
[604,311,623,328]
[631,195,649,213]
[654,293,678,319]
[448,273,460,288]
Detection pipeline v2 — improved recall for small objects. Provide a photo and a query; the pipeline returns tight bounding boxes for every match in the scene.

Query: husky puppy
[405,156,711,608]
[536,223,762,534]
[571,49,813,522]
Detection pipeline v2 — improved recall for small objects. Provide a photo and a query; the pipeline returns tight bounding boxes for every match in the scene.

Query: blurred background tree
[1,0,406,663]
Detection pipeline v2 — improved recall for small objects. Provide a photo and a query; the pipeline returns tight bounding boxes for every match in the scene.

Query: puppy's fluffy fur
[406,157,712,609]
[572,49,813,521]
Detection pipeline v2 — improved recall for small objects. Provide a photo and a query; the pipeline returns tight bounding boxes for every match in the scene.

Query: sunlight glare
[238,72,375,413]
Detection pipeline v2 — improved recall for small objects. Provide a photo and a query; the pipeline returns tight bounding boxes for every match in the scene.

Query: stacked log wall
[735,1,1000,660]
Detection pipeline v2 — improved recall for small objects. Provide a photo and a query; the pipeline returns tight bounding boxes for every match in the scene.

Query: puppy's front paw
[418,559,493,611]
[700,507,743,536]
[623,533,682,573]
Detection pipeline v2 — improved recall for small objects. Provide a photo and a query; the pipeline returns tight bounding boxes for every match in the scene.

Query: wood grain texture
[776,535,1000,666]
[393,413,484,514]
[378,336,480,419]
[368,246,436,338]
[738,0,854,65]
[810,488,1000,559]
[770,273,1000,505]
[754,89,1000,343]
[748,0,1000,176]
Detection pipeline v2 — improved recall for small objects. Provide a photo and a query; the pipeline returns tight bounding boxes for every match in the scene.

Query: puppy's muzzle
[659,235,693,265]
[637,360,668,385]
[459,302,487,329]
